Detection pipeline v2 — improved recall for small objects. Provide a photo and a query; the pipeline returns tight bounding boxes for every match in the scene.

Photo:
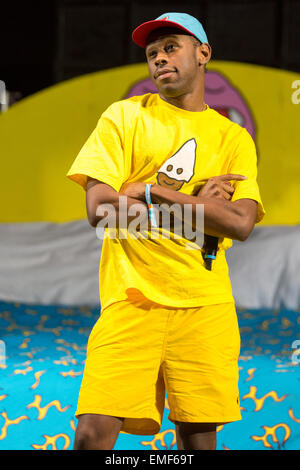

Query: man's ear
[198,43,212,66]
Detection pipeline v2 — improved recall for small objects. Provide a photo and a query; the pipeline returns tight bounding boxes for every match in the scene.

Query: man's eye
[166,44,175,51]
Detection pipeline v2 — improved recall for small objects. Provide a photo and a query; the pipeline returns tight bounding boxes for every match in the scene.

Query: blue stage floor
[0,301,299,450]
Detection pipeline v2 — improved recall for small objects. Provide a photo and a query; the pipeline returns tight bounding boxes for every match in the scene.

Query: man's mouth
[155,69,176,80]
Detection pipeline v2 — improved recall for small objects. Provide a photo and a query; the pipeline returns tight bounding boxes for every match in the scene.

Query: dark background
[1,0,300,102]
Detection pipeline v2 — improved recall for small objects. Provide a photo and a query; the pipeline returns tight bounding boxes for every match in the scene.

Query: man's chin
[157,84,182,98]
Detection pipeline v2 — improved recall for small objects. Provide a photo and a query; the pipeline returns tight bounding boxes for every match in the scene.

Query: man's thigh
[74,413,124,450]
[175,422,217,450]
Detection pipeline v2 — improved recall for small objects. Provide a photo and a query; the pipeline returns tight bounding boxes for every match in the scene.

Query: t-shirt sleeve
[66,103,126,192]
[229,127,265,223]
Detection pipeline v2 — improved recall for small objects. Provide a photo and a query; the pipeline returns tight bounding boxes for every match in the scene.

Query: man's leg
[74,414,124,450]
[175,422,216,450]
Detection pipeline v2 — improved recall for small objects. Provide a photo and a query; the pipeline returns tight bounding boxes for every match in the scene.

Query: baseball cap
[132,12,209,49]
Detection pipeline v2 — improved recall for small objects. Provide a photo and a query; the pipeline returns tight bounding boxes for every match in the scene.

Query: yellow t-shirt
[67,93,265,311]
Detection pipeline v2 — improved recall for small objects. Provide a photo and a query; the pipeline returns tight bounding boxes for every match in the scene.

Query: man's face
[145,28,204,98]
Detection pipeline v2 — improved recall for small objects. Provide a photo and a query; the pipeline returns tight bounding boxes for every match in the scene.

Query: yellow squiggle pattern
[251,423,291,449]
[26,395,70,420]
[242,386,288,411]
[0,411,29,440]
[32,433,71,450]
[141,429,176,450]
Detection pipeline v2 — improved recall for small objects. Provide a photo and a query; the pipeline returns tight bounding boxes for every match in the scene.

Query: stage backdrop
[0,62,300,451]
[0,61,299,226]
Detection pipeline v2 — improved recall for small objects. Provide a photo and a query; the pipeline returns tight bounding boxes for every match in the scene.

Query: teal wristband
[145,184,157,227]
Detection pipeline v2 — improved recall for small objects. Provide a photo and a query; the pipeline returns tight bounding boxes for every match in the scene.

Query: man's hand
[120,181,155,201]
[196,174,247,200]
[85,178,148,228]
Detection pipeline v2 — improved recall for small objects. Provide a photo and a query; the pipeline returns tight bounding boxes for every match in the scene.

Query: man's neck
[159,92,206,112]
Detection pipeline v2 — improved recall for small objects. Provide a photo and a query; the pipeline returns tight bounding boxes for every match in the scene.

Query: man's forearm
[150,183,247,241]
[89,193,148,229]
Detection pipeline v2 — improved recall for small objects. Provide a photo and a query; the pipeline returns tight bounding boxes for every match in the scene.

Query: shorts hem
[120,427,160,436]
[75,408,161,436]
[168,414,242,425]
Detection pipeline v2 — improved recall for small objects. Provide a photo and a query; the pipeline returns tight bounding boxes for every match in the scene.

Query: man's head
[132,13,211,99]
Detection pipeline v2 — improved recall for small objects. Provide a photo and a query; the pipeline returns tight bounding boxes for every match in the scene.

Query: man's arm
[150,184,257,241]
[120,176,258,242]
[86,177,148,228]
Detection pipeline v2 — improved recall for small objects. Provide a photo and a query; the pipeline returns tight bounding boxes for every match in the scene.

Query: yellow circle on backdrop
[0,61,299,224]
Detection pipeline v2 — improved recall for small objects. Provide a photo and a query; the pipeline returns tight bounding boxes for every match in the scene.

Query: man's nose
[155,52,168,66]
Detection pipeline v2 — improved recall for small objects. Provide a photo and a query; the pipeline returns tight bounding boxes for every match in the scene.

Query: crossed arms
[86,174,258,242]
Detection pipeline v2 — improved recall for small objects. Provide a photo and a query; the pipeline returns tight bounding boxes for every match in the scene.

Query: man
[67,12,265,450]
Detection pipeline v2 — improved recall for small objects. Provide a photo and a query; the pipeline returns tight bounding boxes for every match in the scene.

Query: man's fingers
[222,182,235,193]
[223,191,232,200]
[219,173,247,181]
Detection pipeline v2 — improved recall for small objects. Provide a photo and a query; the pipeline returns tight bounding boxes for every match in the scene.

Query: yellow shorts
[75,293,241,435]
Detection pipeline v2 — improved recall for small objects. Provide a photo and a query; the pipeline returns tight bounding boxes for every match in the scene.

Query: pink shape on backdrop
[125,70,256,141]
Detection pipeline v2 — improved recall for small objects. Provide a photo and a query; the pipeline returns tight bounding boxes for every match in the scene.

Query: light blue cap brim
[132,11,209,48]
